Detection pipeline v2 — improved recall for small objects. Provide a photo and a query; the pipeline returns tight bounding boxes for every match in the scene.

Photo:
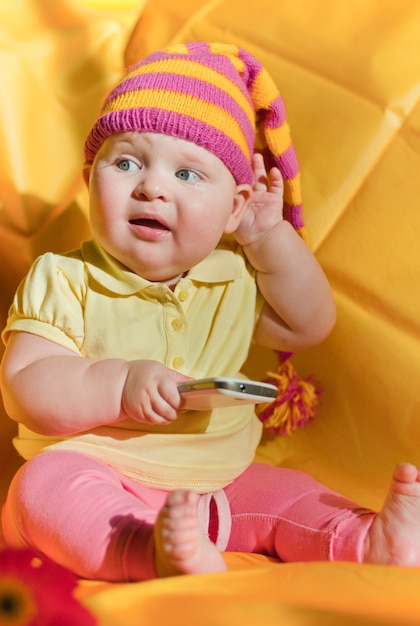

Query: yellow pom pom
[255,359,321,435]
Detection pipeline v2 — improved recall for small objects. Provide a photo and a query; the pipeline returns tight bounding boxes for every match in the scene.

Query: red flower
[0,547,96,626]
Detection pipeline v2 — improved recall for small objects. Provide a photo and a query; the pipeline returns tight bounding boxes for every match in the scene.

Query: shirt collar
[81,239,244,296]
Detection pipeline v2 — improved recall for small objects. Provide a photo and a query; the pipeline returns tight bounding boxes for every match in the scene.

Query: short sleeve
[2,251,86,353]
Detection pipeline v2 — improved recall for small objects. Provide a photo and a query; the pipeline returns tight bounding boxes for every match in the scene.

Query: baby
[1,42,420,580]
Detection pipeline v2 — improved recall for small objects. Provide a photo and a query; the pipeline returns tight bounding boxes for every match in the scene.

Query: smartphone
[177,376,277,410]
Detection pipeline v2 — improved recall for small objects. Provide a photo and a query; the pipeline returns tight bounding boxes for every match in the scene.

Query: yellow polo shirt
[3,239,264,493]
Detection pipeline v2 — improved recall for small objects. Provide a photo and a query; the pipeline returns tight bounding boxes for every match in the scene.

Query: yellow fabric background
[1,0,420,623]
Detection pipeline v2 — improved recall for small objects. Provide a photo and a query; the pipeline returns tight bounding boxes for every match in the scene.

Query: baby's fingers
[140,381,182,425]
[268,166,284,197]
[251,153,269,191]
[141,396,178,425]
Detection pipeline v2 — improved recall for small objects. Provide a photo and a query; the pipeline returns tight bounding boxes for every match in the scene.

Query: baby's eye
[117,159,139,172]
[176,169,201,182]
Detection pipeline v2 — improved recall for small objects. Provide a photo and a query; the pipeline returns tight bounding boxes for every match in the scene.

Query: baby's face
[84,132,250,283]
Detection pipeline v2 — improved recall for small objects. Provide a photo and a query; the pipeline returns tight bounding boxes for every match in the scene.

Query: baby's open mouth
[129,218,169,231]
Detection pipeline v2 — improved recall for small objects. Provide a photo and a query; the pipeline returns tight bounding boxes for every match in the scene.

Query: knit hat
[84,41,304,237]
[84,41,320,435]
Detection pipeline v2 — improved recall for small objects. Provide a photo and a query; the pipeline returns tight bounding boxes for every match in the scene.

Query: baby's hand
[233,153,284,247]
[121,360,190,425]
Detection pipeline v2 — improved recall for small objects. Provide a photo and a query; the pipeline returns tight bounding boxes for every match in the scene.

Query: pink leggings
[2,450,375,581]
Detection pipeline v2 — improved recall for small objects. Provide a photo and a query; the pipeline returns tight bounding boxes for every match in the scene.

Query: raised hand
[233,152,284,247]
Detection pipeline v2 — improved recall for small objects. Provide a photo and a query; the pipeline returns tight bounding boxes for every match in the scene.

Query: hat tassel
[255,354,321,436]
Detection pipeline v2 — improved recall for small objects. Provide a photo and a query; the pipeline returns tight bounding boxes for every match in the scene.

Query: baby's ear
[224,184,252,234]
[82,162,92,187]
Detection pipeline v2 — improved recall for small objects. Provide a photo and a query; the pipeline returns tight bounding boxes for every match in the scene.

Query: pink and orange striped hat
[84,42,304,235]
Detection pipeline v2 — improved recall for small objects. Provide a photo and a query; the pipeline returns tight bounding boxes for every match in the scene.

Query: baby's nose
[134,172,166,200]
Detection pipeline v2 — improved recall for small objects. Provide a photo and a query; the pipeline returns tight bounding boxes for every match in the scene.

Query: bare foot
[364,463,420,566]
[154,490,227,577]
